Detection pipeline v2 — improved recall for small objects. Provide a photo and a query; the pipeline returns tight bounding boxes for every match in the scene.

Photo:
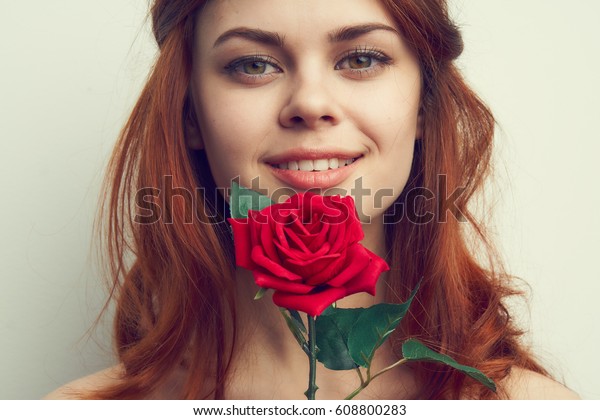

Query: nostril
[290,115,333,124]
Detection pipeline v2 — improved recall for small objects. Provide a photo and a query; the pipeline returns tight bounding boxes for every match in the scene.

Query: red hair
[94,0,547,399]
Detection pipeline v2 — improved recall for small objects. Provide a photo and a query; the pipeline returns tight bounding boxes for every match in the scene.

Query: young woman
[47,0,578,399]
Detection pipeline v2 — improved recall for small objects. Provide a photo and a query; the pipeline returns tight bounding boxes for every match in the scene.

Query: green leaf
[315,307,363,370]
[229,181,274,219]
[347,280,421,367]
[254,288,268,300]
[401,339,496,392]
[280,308,308,354]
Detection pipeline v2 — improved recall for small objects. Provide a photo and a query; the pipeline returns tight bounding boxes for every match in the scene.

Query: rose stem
[344,358,409,400]
[304,315,318,400]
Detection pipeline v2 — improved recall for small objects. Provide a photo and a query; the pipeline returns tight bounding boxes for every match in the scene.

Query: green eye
[335,48,392,75]
[348,55,372,69]
[243,61,268,74]
[225,56,281,80]
[224,55,282,84]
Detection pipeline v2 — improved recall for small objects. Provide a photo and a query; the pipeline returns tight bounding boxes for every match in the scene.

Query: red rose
[228,193,389,316]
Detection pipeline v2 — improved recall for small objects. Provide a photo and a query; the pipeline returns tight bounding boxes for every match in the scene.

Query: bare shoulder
[43,365,124,400]
[503,367,580,400]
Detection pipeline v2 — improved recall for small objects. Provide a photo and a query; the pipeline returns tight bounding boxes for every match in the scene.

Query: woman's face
[190,0,421,224]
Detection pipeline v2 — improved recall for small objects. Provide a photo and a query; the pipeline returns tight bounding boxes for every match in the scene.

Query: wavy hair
[93,0,547,399]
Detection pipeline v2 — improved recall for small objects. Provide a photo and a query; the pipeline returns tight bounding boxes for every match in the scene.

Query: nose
[278,73,343,129]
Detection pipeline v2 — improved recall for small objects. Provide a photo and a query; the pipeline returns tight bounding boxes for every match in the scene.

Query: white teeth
[313,159,329,171]
[298,160,314,171]
[272,157,358,171]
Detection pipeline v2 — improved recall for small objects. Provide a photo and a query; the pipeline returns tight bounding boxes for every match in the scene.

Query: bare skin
[44,357,580,399]
[45,271,580,400]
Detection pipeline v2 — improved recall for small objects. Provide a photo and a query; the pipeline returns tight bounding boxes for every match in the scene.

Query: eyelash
[223,55,282,82]
[335,47,392,76]
[223,47,392,82]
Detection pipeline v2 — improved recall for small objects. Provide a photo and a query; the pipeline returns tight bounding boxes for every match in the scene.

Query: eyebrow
[213,27,285,48]
[212,23,398,48]
[328,23,399,43]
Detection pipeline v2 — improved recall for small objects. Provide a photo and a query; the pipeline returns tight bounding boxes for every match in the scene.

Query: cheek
[196,107,241,185]
[358,94,419,188]
[197,87,255,151]
[360,83,420,144]
[194,81,274,187]
[376,100,418,201]
[350,84,419,218]
[345,68,420,145]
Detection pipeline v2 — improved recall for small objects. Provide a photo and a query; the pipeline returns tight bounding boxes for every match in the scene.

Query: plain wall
[1,0,598,399]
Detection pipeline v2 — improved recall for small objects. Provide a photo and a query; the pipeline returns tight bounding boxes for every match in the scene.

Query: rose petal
[321,196,346,222]
[249,213,262,247]
[288,192,305,208]
[282,250,341,267]
[291,216,311,235]
[305,219,321,234]
[344,210,364,243]
[304,255,344,285]
[301,194,327,222]
[299,223,329,252]
[260,220,281,264]
[253,271,315,294]
[267,205,298,225]
[246,209,268,226]
[285,229,312,255]
[272,286,349,317]
[327,223,343,253]
[343,248,390,296]
[312,223,330,249]
[251,246,302,281]
[284,253,343,284]
[325,196,363,245]
[311,241,331,257]
[274,240,305,260]
[228,218,257,270]
[275,222,289,248]
[274,243,338,281]
[325,244,371,287]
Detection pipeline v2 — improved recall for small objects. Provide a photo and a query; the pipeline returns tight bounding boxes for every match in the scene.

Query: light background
[1,0,598,399]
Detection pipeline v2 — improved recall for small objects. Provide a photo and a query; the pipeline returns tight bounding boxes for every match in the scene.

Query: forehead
[195,0,396,46]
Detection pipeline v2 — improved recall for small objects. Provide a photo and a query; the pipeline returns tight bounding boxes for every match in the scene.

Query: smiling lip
[265,149,363,190]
